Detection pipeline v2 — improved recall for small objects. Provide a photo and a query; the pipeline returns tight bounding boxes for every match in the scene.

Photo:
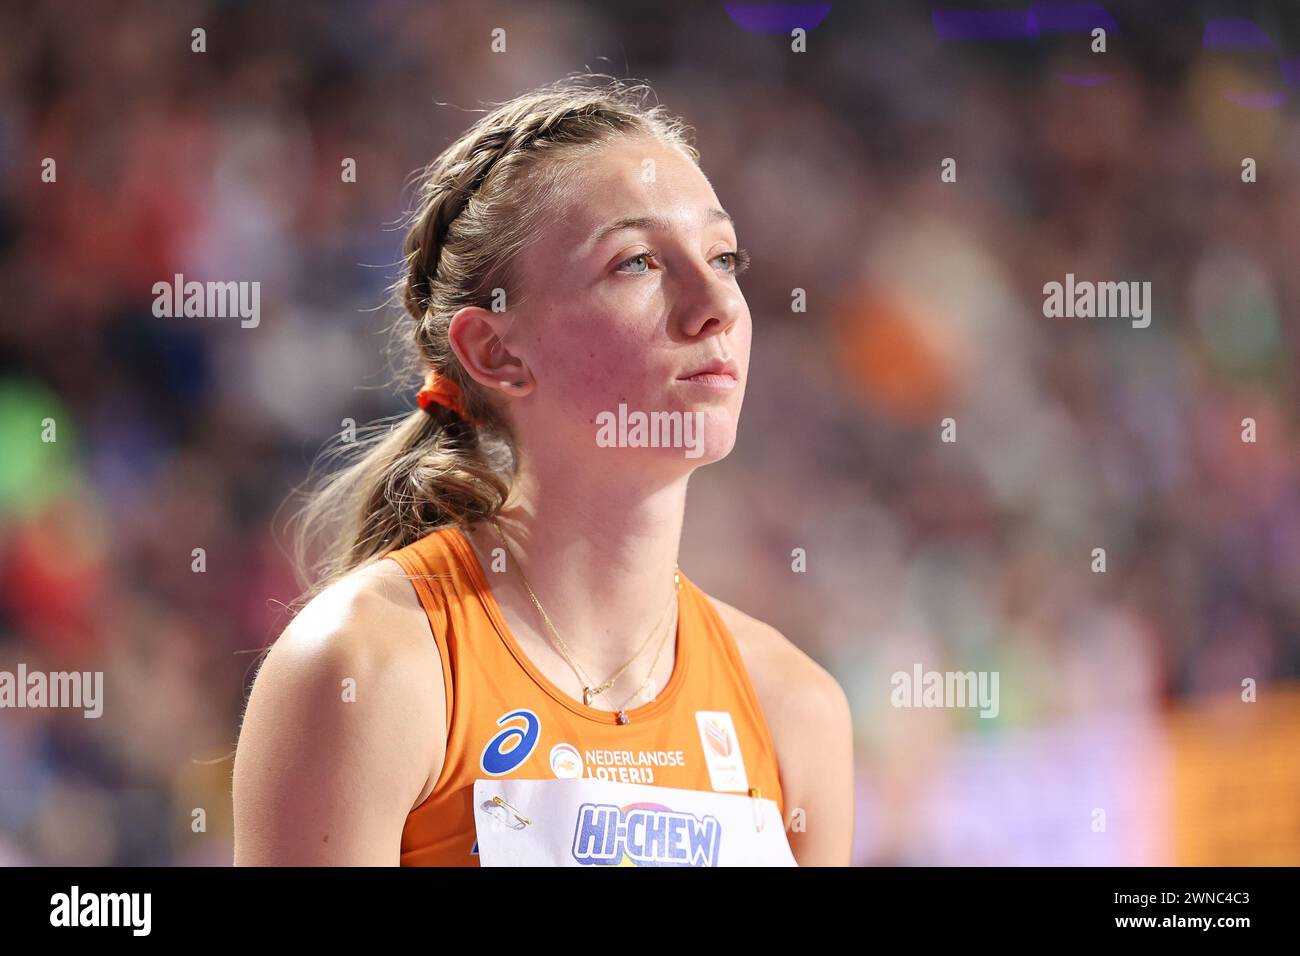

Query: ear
[446,305,535,397]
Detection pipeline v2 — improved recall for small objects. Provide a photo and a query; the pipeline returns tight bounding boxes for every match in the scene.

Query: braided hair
[291,73,700,592]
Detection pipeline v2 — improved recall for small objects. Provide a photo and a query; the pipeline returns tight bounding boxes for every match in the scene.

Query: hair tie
[417,369,477,424]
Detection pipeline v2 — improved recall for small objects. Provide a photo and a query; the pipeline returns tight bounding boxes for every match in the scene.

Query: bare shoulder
[246,557,441,725]
[707,594,848,717]
[271,557,436,669]
[232,557,444,865]
[706,592,855,866]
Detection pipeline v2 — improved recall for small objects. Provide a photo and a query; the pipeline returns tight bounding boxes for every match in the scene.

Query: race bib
[472,777,797,867]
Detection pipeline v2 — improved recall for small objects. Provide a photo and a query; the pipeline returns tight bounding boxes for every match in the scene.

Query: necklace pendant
[616,710,629,725]
[582,687,595,706]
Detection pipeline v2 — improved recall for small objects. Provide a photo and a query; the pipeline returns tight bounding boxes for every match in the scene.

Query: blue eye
[714,248,751,275]
[616,248,750,276]
[617,251,655,273]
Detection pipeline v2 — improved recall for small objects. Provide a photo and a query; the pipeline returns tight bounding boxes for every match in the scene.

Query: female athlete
[232,74,854,866]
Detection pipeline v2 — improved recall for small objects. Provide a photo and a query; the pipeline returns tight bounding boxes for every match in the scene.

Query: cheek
[733,319,754,366]
[535,290,667,408]
[537,320,660,412]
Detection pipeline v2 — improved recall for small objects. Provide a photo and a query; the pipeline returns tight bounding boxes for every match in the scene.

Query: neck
[463,450,689,674]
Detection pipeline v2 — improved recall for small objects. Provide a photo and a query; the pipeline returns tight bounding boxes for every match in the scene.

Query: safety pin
[749,787,764,832]
[487,794,532,829]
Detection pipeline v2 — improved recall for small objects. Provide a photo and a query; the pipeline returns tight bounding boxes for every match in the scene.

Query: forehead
[541,135,725,248]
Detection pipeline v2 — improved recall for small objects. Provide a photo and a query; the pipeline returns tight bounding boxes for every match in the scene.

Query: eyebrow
[587,208,734,248]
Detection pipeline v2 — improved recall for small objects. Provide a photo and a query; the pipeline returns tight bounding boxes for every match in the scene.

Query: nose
[675,261,745,343]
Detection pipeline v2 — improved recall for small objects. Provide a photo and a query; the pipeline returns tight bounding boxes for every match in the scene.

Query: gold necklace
[487,519,679,704]
[488,518,681,724]
[610,594,679,721]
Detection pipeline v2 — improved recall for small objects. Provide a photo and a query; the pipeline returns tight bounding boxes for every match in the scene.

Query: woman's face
[502,133,752,472]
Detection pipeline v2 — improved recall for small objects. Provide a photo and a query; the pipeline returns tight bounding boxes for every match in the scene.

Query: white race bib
[472,777,797,867]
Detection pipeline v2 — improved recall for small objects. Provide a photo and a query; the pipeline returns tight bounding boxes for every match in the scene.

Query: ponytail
[286,72,698,596]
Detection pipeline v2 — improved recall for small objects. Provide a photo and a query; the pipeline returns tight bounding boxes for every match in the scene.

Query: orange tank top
[383,524,786,866]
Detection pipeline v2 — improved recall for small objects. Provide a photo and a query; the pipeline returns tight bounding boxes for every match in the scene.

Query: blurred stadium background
[1,0,1297,865]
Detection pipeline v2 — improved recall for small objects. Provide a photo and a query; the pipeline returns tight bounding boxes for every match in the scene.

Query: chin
[634,439,735,471]
[690,411,739,461]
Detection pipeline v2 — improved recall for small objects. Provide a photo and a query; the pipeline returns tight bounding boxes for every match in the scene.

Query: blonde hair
[289,73,700,595]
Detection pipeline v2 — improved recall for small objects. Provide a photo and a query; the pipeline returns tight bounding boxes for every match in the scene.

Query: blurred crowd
[0,1,1296,864]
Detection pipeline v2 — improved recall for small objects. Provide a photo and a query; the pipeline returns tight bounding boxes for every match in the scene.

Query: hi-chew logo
[572,800,721,867]
[480,708,540,775]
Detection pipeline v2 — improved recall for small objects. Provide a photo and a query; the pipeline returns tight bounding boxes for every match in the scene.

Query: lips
[677,356,740,382]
